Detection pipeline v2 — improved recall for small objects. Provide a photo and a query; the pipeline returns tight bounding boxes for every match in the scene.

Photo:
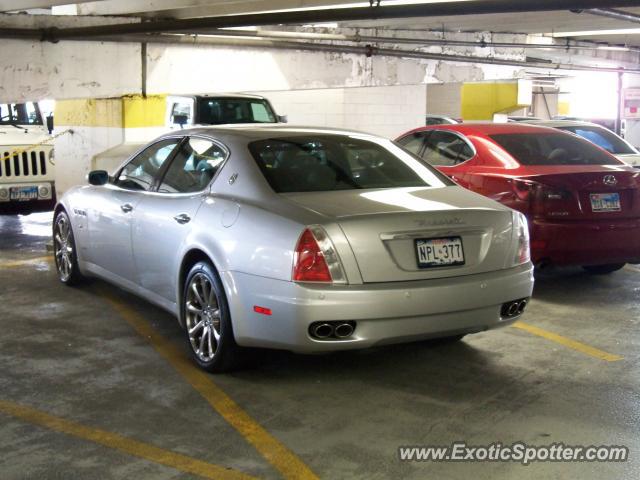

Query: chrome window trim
[421,129,478,167]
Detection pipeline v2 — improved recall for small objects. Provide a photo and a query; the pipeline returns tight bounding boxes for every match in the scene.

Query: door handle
[173,213,191,224]
[120,203,133,213]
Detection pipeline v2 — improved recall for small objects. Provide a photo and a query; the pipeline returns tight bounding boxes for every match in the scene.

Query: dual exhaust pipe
[309,321,356,340]
[501,298,529,318]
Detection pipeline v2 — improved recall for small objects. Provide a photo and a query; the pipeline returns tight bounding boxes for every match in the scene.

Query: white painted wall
[54,126,124,193]
[253,84,426,139]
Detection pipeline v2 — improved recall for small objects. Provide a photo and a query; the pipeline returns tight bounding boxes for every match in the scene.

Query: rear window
[249,135,452,193]
[197,98,276,124]
[490,132,620,166]
[557,126,637,155]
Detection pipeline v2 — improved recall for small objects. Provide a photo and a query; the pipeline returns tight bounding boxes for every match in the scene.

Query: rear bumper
[530,217,640,266]
[223,263,534,353]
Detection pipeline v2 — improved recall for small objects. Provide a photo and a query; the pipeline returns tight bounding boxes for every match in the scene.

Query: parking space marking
[0,255,52,269]
[101,289,319,480]
[624,265,640,273]
[0,399,257,480]
[513,321,624,362]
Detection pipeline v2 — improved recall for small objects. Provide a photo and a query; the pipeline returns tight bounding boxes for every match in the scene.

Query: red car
[396,123,640,273]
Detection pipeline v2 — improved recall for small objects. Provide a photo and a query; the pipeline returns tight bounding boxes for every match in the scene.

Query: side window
[423,131,474,166]
[158,137,226,193]
[397,132,428,157]
[116,140,180,191]
[250,102,273,122]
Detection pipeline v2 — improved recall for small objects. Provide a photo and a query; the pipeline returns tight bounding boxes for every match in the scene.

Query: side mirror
[172,114,189,128]
[277,114,288,124]
[46,114,54,134]
[88,170,109,186]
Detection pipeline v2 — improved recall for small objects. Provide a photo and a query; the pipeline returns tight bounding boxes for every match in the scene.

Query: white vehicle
[166,93,287,128]
[0,102,55,211]
[425,114,459,126]
[525,120,640,168]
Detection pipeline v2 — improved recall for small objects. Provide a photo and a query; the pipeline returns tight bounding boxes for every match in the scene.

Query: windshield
[249,135,452,193]
[490,132,620,166]
[196,97,276,124]
[557,125,637,155]
[0,102,43,126]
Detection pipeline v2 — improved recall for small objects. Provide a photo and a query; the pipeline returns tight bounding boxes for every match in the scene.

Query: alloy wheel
[54,215,74,282]
[185,273,221,362]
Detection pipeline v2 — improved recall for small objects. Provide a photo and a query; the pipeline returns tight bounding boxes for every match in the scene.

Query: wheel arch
[177,248,221,328]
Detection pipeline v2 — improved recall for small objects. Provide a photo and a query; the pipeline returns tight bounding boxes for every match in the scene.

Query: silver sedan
[54,126,534,372]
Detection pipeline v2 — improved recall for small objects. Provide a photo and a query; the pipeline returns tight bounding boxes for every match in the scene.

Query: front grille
[0,149,48,177]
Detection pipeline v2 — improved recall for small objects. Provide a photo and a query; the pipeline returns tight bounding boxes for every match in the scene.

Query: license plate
[9,186,38,201]
[415,237,465,268]
[590,192,621,212]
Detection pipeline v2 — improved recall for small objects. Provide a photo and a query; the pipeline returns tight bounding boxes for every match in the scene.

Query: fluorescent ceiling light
[550,28,640,37]
[222,0,473,16]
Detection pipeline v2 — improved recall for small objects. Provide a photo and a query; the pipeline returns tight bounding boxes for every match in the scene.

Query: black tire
[53,210,84,286]
[582,263,625,275]
[182,261,242,372]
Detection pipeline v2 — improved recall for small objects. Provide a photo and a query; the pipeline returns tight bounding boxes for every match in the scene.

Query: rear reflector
[253,306,272,316]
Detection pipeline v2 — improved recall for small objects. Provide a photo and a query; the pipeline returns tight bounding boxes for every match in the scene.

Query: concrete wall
[253,84,426,139]
[0,14,141,103]
[426,83,461,118]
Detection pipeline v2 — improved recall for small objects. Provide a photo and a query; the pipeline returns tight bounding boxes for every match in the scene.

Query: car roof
[523,119,605,128]
[402,122,564,137]
[169,92,270,100]
[159,124,381,142]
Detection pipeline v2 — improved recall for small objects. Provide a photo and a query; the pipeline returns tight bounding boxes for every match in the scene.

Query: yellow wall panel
[461,81,531,121]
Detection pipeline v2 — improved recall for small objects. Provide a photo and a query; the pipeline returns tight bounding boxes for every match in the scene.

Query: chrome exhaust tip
[312,323,334,339]
[517,299,528,314]
[334,323,355,338]
[507,302,519,316]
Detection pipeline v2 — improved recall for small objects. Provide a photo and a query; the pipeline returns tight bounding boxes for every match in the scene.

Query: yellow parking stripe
[513,321,623,362]
[0,399,256,480]
[0,255,52,269]
[101,289,319,480]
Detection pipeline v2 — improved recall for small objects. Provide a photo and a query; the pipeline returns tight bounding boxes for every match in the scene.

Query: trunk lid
[516,165,640,221]
[283,186,517,283]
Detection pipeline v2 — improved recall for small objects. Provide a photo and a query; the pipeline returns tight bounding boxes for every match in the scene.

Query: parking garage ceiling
[0,1,640,46]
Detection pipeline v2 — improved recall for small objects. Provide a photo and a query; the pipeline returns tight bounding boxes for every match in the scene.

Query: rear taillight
[512,179,535,202]
[293,226,347,284]
[513,212,530,266]
[511,179,572,216]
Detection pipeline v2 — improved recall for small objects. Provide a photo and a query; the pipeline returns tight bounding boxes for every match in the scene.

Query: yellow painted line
[0,255,52,269]
[513,321,623,362]
[0,399,256,480]
[100,289,319,480]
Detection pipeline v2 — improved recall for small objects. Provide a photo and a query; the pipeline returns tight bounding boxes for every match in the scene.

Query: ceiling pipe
[583,8,640,24]
[1,0,640,42]
[33,32,640,74]
[187,27,640,52]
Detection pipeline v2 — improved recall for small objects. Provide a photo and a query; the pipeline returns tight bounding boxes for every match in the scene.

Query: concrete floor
[0,211,638,480]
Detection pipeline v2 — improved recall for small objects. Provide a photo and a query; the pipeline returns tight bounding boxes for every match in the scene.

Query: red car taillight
[292,226,347,284]
[512,179,535,202]
[511,179,572,213]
